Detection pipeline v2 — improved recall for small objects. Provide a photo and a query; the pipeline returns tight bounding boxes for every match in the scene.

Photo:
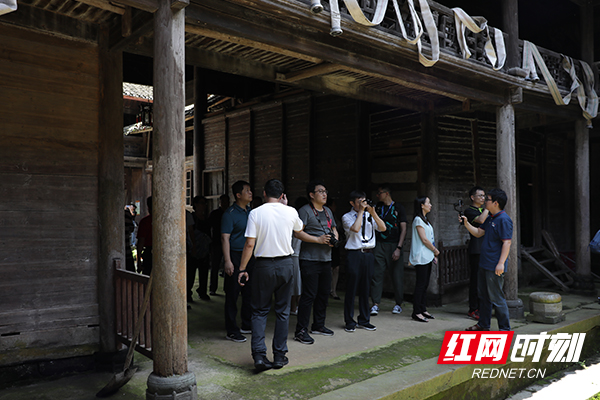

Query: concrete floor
[1,285,599,400]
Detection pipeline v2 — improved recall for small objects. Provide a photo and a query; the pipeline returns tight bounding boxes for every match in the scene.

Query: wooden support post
[574,120,591,278]
[98,27,124,355]
[501,0,519,69]
[496,103,523,319]
[581,1,594,65]
[193,67,206,197]
[147,0,196,398]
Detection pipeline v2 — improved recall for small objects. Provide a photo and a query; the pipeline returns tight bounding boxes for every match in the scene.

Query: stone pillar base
[526,292,565,324]
[507,298,524,320]
[146,371,197,400]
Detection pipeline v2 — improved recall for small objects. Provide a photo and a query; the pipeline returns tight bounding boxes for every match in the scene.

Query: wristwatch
[396,246,402,250]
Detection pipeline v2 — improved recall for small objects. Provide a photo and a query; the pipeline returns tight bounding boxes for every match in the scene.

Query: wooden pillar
[581,1,594,65]
[501,0,519,69]
[496,103,523,318]
[575,120,591,277]
[421,113,440,300]
[193,67,206,197]
[98,28,124,355]
[147,0,196,398]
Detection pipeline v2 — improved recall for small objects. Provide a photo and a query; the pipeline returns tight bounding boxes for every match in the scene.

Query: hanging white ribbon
[325,0,436,67]
[522,41,598,126]
[452,8,505,71]
[0,0,17,16]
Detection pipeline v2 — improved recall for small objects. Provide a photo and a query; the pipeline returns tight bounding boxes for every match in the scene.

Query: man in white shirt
[238,179,304,371]
[341,190,386,333]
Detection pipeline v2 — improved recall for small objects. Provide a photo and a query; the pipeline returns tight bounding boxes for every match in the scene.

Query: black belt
[348,248,374,253]
[257,254,292,260]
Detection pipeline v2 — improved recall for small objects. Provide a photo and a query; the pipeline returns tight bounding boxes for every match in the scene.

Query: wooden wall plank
[0,21,101,366]
[253,103,283,188]
[283,96,310,202]
[227,111,251,190]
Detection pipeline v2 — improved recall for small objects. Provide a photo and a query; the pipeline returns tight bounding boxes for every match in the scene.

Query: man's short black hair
[232,180,250,198]
[264,179,285,199]
[488,188,508,210]
[377,183,392,194]
[349,190,366,202]
[469,186,484,198]
[146,196,152,213]
[306,179,326,198]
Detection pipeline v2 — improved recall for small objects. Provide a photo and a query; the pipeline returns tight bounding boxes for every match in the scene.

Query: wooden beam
[171,0,189,11]
[122,6,132,37]
[78,0,126,14]
[0,3,98,43]
[111,15,154,52]
[184,45,430,111]
[184,2,506,104]
[277,63,342,82]
[112,0,158,13]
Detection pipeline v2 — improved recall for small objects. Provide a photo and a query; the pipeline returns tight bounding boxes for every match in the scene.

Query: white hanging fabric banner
[452,7,505,71]
[415,0,439,67]
[326,0,437,67]
[0,0,17,16]
[522,41,598,126]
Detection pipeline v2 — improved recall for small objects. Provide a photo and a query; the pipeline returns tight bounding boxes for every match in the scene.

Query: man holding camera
[342,191,386,332]
[294,180,338,345]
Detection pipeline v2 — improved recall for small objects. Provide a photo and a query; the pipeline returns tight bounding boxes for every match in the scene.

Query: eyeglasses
[314,189,328,194]
[376,191,387,195]
[476,194,486,198]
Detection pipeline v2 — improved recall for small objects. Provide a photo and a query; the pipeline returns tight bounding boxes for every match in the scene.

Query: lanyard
[380,201,394,220]
[309,202,332,231]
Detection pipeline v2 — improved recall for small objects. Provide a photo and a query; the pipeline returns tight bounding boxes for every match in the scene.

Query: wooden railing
[114,261,153,359]
[437,241,469,294]
[297,0,576,91]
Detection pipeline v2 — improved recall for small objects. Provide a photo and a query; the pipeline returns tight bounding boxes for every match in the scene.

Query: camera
[328,233,341,248]
[364,198,374,207]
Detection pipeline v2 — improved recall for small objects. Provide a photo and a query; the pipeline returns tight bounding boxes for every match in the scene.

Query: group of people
[132,179,514,372]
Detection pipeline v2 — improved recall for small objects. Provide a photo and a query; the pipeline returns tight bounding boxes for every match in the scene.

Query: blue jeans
[478,268,511,331]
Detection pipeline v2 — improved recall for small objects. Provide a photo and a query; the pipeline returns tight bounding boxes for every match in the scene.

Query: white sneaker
[370,305,379,316]
[392,304,403,314]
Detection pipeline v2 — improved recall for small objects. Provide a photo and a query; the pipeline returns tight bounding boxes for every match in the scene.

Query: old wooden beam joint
[171,0,189,11]
[507,86,523,104]
[277,63,343,83]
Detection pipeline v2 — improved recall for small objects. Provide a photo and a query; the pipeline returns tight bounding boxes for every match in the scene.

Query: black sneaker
[226,332,247,343]
[357,323,376,331]
[310,326,334,336]
[253,355,272,372]
[294,329,315,345]
[344,325,356,333]
[273,355,289,369]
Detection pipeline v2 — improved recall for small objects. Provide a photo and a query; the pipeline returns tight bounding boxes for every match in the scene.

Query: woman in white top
[409,196,440,323]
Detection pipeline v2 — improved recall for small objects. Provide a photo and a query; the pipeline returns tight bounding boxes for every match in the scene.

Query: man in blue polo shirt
[460,188,513,331]
[221,180,254,343]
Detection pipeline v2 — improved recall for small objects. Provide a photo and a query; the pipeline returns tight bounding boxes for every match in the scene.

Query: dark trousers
[344,250,374,327]
[478,269,511,330]
[412,261,432,315]
[372,242,404,305]
[295,260,331,333]
[251,256,293,358]
[187,254,210,299]
[469,254,480,312]
[210,246,223,293]
[224,250,254,335]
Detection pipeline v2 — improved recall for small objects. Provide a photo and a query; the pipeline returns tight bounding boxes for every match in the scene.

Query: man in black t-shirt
[370,184,407,316]
[463,186,489,320]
